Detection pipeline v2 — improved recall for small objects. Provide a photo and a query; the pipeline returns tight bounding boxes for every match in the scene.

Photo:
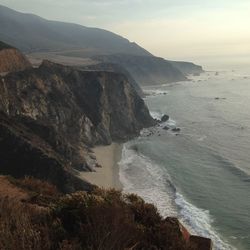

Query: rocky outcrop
[161,114,170,122]
[93,54,187,86]
[0,111,93,193]
[0,60,154,191]
[0,41,32,74]
[189,236,213,250]
[165,218,213,250]
[80,62,144,96]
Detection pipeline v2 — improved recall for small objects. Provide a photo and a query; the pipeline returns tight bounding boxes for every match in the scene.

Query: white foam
[197,135,208,141]
[149,111,177,131]
[150,111,162,120]
[119,142,177,217]
[144,89,168,96]
[175,193,235,250]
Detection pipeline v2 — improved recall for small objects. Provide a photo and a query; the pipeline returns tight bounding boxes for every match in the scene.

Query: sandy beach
[80,143,123,189]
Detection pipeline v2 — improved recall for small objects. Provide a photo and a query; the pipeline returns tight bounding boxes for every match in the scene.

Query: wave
[210,150,250,180]
[119,142,234,250]
[175,193,235,250]
[144,89,168,96]
[119,142,177,217]
[150,111,176,127]
[149,111,163,120]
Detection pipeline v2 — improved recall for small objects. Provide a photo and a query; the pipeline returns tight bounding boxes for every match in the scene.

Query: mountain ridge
[0,4,204,85]
[0,4,151,56]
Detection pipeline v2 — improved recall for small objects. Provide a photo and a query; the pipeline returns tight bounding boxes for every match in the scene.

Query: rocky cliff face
[0,60,155,191]
[80,62,144,96]
[0,41,32,73]
[93,54,187,86]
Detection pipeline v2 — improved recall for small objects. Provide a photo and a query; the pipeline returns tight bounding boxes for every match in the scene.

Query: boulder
[172,128,181,132]
[161,114,170,122]
[189,236,213,250]
[163,126,170,130]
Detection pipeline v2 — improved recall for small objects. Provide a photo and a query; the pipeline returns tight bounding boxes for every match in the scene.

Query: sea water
[119,69,250,250]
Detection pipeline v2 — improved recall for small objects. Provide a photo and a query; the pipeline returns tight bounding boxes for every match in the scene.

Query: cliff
[0,41,32,73]
[93,54,187,86]
[0,59,154,191]
[80,62,144,96]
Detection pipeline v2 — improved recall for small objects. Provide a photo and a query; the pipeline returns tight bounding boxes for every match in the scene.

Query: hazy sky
[1,0,250,65]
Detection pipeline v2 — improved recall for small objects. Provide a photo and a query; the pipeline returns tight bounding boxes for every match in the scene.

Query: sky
[1,0,250,67]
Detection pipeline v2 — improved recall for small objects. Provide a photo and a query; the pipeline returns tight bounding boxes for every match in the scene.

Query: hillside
[0,5,150,56]
[93,54,188,85]
[0,41,32,73]
[0,176,212,250]
[167,60,204,75]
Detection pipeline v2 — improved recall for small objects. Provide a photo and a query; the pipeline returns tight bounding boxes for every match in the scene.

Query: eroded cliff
[0,60,154,191]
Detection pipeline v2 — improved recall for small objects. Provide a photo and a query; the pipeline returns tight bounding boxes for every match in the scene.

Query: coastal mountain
[0,44,155,192]
[0,41,32,73]
[0,4,204,86]
[0,4,150,56]
[166,60,204,75]
[93,54,188,86]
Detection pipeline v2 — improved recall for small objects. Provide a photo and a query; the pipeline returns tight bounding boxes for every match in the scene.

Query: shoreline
[80,143,123,190]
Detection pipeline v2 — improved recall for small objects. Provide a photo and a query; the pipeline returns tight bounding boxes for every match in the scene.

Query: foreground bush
[0,177,196,250]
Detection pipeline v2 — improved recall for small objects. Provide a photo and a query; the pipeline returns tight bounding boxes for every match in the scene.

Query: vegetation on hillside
[0,177,196,250]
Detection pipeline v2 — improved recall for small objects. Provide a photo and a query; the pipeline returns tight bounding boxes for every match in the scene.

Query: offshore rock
[161,114,170,122]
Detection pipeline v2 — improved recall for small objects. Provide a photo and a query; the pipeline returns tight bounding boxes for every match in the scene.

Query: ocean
[118,69,250,250]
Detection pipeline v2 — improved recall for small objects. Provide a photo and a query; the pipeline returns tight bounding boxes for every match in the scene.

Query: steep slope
[81,62,144,96]
[0,5,150,56]
[0,177,212,250]
[93,54,187,86]
[0,41,32,73]
[0,60,154,191]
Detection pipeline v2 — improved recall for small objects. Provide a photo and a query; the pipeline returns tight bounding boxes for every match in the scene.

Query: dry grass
[0,179,196,250]
[0,198,51,250]
[14,176,59,197]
